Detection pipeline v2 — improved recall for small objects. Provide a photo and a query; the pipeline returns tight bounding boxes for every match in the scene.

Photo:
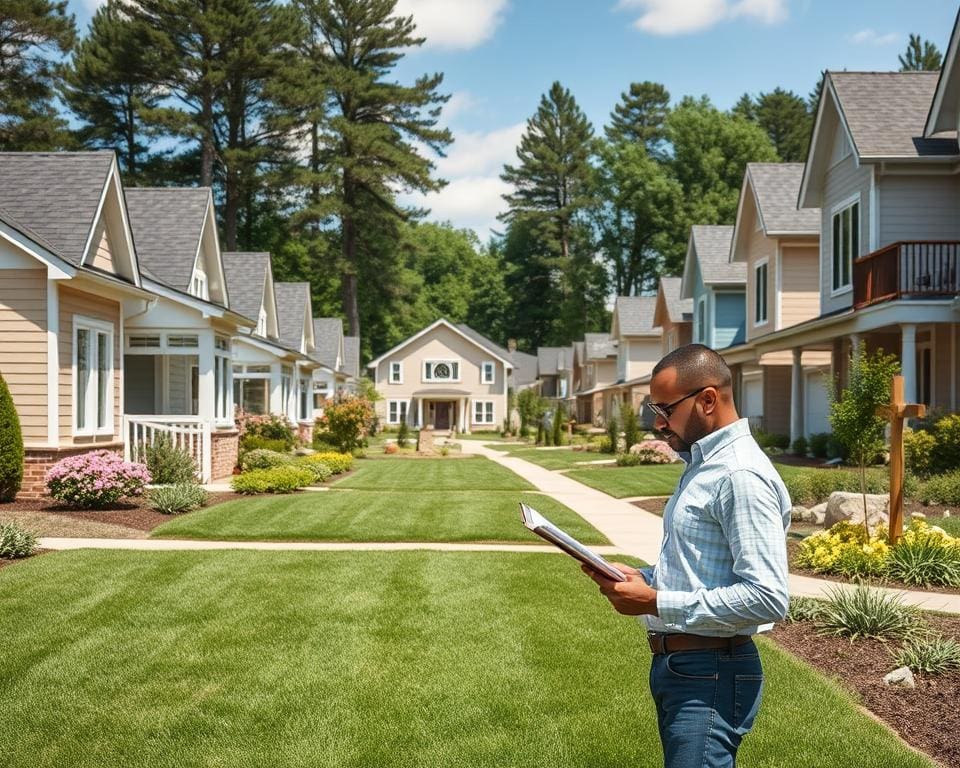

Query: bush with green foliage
[815,584,922,641]
[296,458,333,484]
[620,403,639,453]
[240,435,290,455]
[782,467,910,505]
[790,436,808,456]
[920,470,960,506]
[140,433,197,485]
[148,483,209,515]
[231,466,314,494]
[885,522,960,588]
[517,389,546,433]
[46,450,151,509]
[302,451,353,474]
[236,412,296,450]
[315,395,375,452]
[786,596,824,623]
[616,448,675,466]
[904,428,937,478]
[808,432,831,459]
[931,414,960,474]
[0,372,24,501]
[0,521,36,558]
[752,429,790,450]
[241,449,293,472]
[605,417,619,454]
[552,405,564,447]
[893,634,960,675]
[397,420,410,448]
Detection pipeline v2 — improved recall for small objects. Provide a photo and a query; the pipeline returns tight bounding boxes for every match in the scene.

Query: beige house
[367,319,512,433]
[609,295,662,415]
[652,277,692,357]
[573,333,618,425]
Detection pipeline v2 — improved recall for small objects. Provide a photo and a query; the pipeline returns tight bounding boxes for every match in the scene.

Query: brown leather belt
[647,632,754,655]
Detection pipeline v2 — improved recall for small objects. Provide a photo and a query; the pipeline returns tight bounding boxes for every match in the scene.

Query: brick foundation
[211,429,239,481]
[20,443,125,498]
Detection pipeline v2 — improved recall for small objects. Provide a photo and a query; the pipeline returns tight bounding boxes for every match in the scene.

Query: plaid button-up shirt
[641,418,791,637]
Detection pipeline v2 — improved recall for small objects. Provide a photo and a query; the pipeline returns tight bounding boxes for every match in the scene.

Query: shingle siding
[878,175,960,244]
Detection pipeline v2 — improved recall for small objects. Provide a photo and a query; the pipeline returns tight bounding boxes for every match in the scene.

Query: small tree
[397,419,409,449]
[0,372,24,501]
[621,401,639,453]
[552,404,564,447]
[318,395,376,453]
[829,349,901,537]
[605,416,619,454]
[517,388,546,434]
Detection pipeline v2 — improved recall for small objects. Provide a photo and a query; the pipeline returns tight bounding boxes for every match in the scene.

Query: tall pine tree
[605,81,670,155]
[899,34,942,71]
[754,88,811,163]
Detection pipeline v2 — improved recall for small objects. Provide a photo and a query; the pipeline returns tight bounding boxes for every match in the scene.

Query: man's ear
[699,386,719,415]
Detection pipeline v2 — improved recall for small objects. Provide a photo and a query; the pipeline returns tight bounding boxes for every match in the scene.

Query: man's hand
[582,562,659,616]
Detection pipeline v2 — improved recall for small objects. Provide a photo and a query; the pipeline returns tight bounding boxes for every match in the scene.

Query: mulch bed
[770,616,960,768]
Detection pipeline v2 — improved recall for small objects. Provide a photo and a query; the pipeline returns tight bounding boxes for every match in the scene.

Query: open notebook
[519,502,626,582]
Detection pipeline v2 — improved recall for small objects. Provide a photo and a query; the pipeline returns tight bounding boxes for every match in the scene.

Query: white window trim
[481,361,495,384]
[72,315,115,437]
[472,399,495,425]
[753,258,769,327]
[387,399,408,425]
[256,307,267,337]
[389,361,403,384]
[829,193,860,296]
[423,359,461,383]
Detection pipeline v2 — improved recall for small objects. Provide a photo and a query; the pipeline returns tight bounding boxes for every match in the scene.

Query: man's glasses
[645,385,713,420]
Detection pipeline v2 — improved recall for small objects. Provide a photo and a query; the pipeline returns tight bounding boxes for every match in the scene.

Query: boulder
[790,505,808,523]
[883,666,916,689]
[824,492,889,529]
[809,502,828,526]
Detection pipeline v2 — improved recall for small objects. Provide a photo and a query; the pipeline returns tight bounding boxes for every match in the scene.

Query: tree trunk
[342,171,361,337]
[200,52,215,188]
[125,89,136,180]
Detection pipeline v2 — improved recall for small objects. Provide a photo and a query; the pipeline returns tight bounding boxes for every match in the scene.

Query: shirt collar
[689,418,752,465]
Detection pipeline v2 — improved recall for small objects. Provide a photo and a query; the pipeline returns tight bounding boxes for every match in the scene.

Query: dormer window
[256,307,267,337]
[191,269,208,300]
[424,360,459,382]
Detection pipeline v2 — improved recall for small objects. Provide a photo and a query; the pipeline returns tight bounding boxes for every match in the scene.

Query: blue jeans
[648,640,763,768]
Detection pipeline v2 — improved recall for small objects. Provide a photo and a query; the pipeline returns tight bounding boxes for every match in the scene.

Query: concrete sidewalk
[467,441,960,615]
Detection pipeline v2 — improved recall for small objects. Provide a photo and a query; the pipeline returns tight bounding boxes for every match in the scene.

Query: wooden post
[876,375,925,545]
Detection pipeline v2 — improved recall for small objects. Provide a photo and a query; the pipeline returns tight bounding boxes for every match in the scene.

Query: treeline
[0,0,943,356]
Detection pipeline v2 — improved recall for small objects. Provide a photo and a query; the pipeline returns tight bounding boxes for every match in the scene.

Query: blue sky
[67,0,960,237]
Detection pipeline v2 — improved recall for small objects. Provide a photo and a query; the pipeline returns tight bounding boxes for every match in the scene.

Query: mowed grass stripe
[332,456,534,491]
[563,465,684,498]
[0,550,934,768]
[151,491,609,544]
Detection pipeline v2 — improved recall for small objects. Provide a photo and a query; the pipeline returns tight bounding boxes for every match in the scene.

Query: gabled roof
[222,252,269,323]
[573,340,586,366]
[124,187,211,292]
[510,350,539,387]
[343,336,360,379]
[652,276,692,328]
[275,282,312,352]
[537,347,561,376]
[584,333,617,361]
[313,317,345,370]
[611,295,659,337]
[926,9,960,136]
[744,164,819,235]
[456,323,513,362]
[0,151,114,266]
[366,318,513,369]
[560,345,575,371]
[681,225,741,299]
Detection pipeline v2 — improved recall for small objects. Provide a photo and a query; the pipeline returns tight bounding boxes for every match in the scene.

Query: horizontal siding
[879,175,960,245]
[0,269,47,442]
[744,224,777,342]
[780,246,820,329]
[820,151,871,315]
[90,225,116,274]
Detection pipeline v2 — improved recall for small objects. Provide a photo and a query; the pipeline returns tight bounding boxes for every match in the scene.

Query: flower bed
[45,451,151,509]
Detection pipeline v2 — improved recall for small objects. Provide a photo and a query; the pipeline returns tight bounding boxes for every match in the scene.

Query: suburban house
[681,225,746,349]
[311,317,351,411]
[608,295,662,417]
[342,336,361,393]
[536,346,574,400]
[573,333,618,425]
[507,344,538,395]
[652,276,693,357]
[367,318,513,433]
[271,281,318,440]
[721,163,831,438]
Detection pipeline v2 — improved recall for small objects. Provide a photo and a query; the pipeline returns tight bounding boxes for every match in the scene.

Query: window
[696,298,706,343]
[167,334,199,348]
[191,270,208,300]
[424,360,460,382]
[256,307,267,337]
[128,335,161,348]
[754,261,768,325]
[389,361,403,384]
[481,361,495,384]
[299,379,310,421]
[473,400,494,425]
[832,200,859,292]
[233,364,269,415]
[74,317,113,435]
[281,366,292,415]
[214,335,231,422]
[388,399,408,424]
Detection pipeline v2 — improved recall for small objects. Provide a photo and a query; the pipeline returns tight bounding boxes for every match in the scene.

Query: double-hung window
[424,360,460,382]
[481,361,495,384]
[74,317,114,435]
[754,260,768,325]
[473,400,494,425]
[389,361,403,383]
[832,199,859,292]
[388,400,408,424]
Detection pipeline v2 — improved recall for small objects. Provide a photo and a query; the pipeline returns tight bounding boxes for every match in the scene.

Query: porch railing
[123,415,212,482]
[854,241,960,309]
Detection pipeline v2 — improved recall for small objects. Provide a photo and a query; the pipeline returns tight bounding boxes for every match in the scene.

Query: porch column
[901,323,918,403]
[197,331,216,422]
[849,333,862,361]
[417,398,424,428]
[46,279,59,445]
[460,398,468,434]
[790,347,804,443]
[269,363,282,414]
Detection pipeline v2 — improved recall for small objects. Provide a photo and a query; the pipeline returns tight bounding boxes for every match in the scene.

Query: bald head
[652,344,732,391]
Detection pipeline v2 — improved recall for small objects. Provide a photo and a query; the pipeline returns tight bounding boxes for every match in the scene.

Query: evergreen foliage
[899,34,943,71]
[605,81,670,155]
[604,417,618,454]
[552,405,564,447]
[0,373,25,501]
[620,402,639,453]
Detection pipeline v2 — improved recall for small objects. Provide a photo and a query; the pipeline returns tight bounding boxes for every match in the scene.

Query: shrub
[384,443,398,455]
[790,436,808,456]
[904,428,937,478]
[231,466,314,494]
[315,395,375,452]
[140,433,197,485]
[296,457,332,484]
[0,372,24,501]
[808,432,831,459]
[236,412,296,449]
[886,520,960,587]
[621,403,639,453]
[552,405,565,447]
[240,435,290,455]
[0,521,36,558]
[302,451,353,474]
[46,451,150,509]
[783,467,895,505]
[753,429,790,450]
[148,483,208,515]
[932,414,960,474]
[241,449,292,472]
[617,448,674,466]
[786,596,824,623]
[920,470,960,506]
[536,421,545,446]
[397,420,409,448]
[893,634,960,675]
[795,521,890,575]
[815,584,922,641]
[605,418,618,454]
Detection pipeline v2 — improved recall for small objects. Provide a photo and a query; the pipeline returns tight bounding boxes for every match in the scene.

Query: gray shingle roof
[343,336,360,379]
[537,347,561,376]
[830,71,958,158]
[573,340,586,366]
[691,225,743,284]
[747,164,820,234]
[455,323,512,362]
[658,277,693,324]
[125,188,210,291]
[312,317,344,370]
[584,333,617,360]
[275,282,310,351]
[221,252,268,324]
[510,350,538,387]
[0,151,114,265]
[614,295,659,336]
[560,345,575,371]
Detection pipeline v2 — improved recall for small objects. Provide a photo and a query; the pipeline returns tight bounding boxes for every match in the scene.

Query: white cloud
[848,28,899,46]
[394,0,508,50]
[617,0,787,36]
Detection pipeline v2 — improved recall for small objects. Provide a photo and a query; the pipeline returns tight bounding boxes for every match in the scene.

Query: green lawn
[152,490,608,544]
[564,465,684,498]
[333,456,534,491]
[486,445,618,471]
[0,550,934,768]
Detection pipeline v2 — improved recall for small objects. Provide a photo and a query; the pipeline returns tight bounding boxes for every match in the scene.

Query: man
[585,344,790,768]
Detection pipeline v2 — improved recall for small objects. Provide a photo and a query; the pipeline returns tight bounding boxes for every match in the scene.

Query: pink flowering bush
[46,450,151,509]
[629,439,680,463]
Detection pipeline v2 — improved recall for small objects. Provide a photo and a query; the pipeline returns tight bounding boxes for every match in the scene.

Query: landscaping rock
[810,503,828,526]
[294,447,315,456]
[824,492,889,529]
[790,505,808,523]
[883,666,916,689]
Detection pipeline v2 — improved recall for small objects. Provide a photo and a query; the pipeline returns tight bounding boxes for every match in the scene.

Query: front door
[434,402,450,430]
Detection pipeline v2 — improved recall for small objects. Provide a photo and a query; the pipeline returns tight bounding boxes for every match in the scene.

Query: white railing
[123,415,212,482]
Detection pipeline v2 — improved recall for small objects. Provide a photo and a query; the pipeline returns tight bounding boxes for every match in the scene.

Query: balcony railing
[123,415,212,482]
[854,241,960,309]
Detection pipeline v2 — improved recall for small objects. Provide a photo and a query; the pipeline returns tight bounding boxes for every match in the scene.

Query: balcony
[854,241,959,309]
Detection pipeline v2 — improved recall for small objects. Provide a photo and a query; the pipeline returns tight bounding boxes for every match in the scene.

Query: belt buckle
[648,632,667,655]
